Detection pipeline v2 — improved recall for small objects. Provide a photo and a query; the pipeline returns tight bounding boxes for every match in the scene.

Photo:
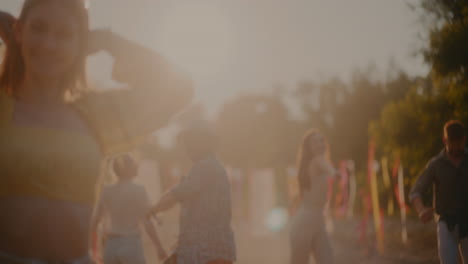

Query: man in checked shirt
[410,120,468,264]
[148,122,236,264]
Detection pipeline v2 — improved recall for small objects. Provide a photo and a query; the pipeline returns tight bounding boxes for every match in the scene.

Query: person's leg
[312,227,334,264]
[459,236,468,264]
[438,221,459,264]
[289,227,313,264]
[120,236,146,264]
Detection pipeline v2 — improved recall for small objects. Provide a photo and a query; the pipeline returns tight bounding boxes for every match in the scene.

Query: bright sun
[156,3,235,80]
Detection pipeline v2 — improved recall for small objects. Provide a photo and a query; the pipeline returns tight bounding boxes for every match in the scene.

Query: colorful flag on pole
[398,164,408,244]
[368,138,384,254]
[347,160,357,219]
[335,161,350,218]
[381,157,394,216]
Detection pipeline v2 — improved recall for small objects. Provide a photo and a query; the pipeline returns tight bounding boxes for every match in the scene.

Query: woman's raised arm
[76,30,193,154]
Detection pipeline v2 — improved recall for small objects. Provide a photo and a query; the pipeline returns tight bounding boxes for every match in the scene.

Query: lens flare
[266,207,288,232]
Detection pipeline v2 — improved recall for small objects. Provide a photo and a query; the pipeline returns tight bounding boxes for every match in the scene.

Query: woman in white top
[289,129,336,264]
[90,155,166,264]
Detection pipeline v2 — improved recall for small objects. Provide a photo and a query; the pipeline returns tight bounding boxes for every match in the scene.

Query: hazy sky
[2,0,428,112]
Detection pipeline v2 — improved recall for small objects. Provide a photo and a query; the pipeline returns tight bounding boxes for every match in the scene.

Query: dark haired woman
[289,130,336,264]
[0,1,192,263]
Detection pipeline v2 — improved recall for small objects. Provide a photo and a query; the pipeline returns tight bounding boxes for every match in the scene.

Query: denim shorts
[103,235,146,264]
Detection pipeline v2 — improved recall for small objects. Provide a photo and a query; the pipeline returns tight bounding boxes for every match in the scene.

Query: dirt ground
[142,213,440,264]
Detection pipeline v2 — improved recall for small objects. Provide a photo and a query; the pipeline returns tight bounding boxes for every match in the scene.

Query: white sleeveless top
[300,156,336,211]
[98,181,151,236]
[290,156,336,245]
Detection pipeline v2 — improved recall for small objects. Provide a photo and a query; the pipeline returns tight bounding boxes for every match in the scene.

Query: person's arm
[139,189,167,261]
[76,30,193,155]
[143,218,167,260]
[409,159,436,223]
[149,190,179,216]
[89,188,107,261]
[289,194,301,217]
[149,163,208,217]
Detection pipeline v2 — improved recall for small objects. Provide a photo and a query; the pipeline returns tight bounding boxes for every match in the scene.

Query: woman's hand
[0,11,15,45]
[143,217,167,261]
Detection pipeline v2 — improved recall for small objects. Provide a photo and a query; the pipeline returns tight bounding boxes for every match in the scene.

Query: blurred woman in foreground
[290,129,336,264]
[0,0,192,262]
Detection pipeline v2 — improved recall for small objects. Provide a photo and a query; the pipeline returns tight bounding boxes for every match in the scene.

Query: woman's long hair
[296,129,330,197]
[0,0,89,98]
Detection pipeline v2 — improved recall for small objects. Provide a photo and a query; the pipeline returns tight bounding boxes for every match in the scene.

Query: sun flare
[156,3,235,79]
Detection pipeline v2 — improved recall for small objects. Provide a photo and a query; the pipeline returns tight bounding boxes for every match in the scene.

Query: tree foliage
[371,0,468,180]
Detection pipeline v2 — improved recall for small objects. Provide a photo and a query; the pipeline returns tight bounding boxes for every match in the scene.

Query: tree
[294,67,412,172]
[411,0,468,77]
[371,0,468,182]
[214,94,302,168]
[370,80,453,177]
